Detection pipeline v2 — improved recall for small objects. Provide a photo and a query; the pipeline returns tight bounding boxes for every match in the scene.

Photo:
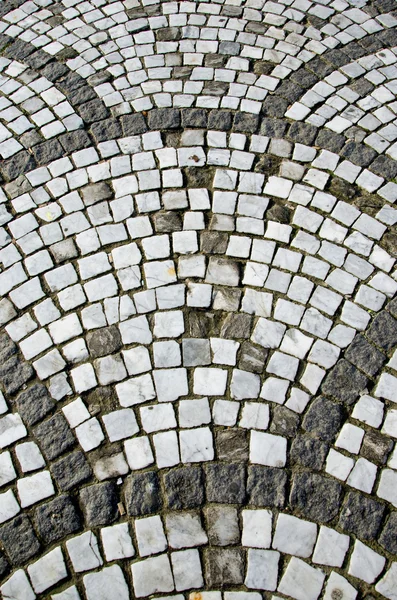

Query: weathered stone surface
[87,326,122,358]
[204,548,245,586]
[368,312,397,352]
[233,113,259,133]
[290,472,342,523]
[345,334,386,377]
[206,464,246,504]
[50,239,78,264]
[90,118,122,142]
[260,117,287,138]
[34,414,75,460]
[0,355,33,394]
[290,434,328,470]
[120,114,148,135]
[340,141,377,167]
[270,406,300,437]
[379,513,397,554]
[148,109,180,129]
[81,182,113,206]
[205,506,240,546]
[181,108,208,128]
[322,360,368,405]
[266,203,292,223]
[0,552,8,579]
[163,466,204,509]
[216,430,249,461]
[0,516,40,566]
[315,129,345,152]
[339,492,385,540]
[370,155,397,179]
[78,99,109,124]
[200,232,228,254]
[208,110,232,131]
[361,430,393,465]
[303,397,344,442]
[288,122,318,144]
[154,211,182,232]
[60,130,91,153]
[188,312,220,338]
[32,139,64,164]
[125,471,162,516]
[221,313,252,339]
[80,482,118,526]
[238,342,268,373]
[35,495,81,544]
[247,466,287,508]
[16,383,55,426]
[51,451,92,492]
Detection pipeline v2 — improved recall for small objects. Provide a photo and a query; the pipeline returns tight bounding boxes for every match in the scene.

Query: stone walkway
[0,0,396,598]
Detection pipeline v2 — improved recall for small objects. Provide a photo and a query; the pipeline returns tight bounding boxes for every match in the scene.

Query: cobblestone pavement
[0,0,397,598]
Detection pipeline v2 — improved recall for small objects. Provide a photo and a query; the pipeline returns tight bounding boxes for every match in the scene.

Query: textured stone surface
[339,492,385,541]
[290,473,342,523]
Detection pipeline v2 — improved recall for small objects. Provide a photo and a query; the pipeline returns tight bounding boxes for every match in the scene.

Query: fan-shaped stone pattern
[0,0,397,599]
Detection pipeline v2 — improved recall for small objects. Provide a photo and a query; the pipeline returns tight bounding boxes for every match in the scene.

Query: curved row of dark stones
[1,7,397,184]
[0,288,396,584]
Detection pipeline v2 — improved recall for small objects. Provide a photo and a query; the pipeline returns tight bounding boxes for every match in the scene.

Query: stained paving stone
[216,430,249,461]
[51,451,92,492]
[0,355,33,394]
[35,495,81,544]
[206,464,246,504]
[148,109,180,130]
[322,360,368,405]
[34,414,75,460]
[32,139,64,165]
[290,435,329,470]
[163,467,204,510]
[208,110,232,131]
[87,327,122,359]
[200,232,228,254]
[270,406,300,438]
[345,334,386,377]
[0,516,40,566]
[154,212,182,233]
[339,492,385,541]
[367,312,397,352]
[303,397,344,442]
[220,314,251,339]
[125,471,162,516]
[290,472,342,523]
[341,142,377,167]
[361,430,393,465]
[379,513,397,554]
[247,466,287,508]
[204,548,245,586]
[238,342,268,373]
[15,383,55,426]
[80,482,119,527]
